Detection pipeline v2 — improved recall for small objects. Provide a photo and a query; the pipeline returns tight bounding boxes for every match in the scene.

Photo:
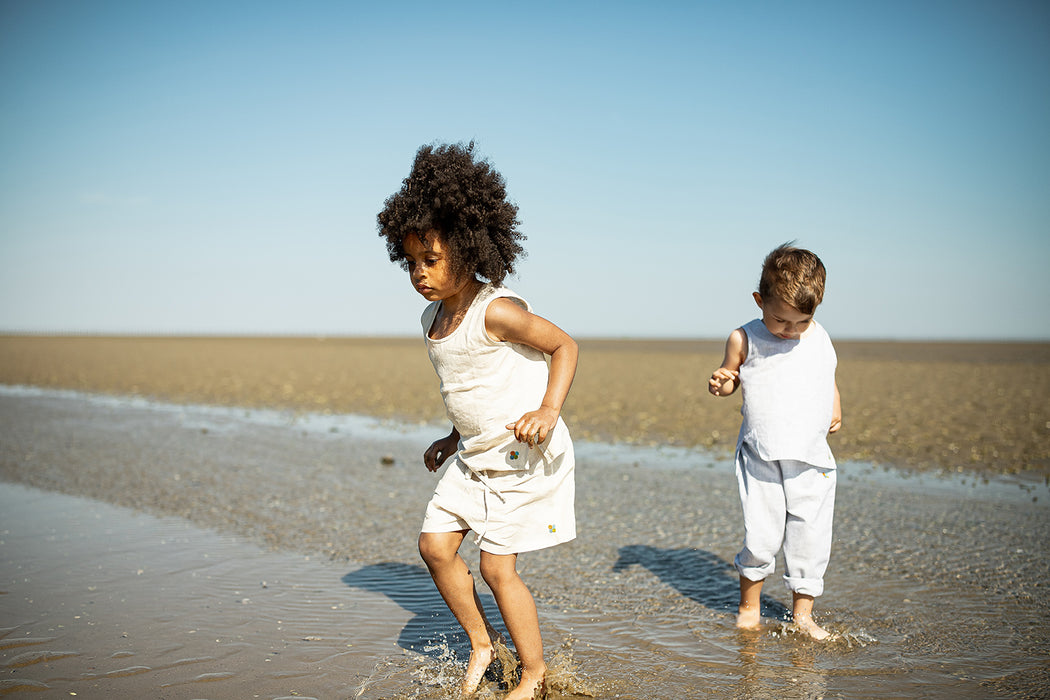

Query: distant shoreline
[2,331,1049,344]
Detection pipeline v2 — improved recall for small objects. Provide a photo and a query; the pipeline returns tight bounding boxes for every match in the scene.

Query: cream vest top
[422,284,570,473]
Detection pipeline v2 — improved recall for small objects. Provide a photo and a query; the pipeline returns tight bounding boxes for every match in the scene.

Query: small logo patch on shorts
[548,524,556,533]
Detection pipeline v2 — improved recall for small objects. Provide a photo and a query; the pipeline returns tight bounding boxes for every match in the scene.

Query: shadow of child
[612,544,790,620]
[342,561,508,661]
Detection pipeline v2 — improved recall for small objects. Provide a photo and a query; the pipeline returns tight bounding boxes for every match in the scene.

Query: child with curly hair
[378,142,578,698]
[709,244,842,640]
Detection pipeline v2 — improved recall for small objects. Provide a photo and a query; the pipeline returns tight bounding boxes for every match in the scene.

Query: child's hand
[709,368,739,396]
[506,406,559,448]
[424,431,459,472]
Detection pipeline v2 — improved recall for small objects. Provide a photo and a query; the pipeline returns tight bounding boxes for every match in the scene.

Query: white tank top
[737,318,837,470]
[422,284,571,473]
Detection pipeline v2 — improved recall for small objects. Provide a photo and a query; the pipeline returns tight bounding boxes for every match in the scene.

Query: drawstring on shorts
[467,440,555,547]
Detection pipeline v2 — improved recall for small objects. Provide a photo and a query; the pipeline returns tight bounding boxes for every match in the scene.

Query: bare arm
[829,381,842,433]
[423,426,460,472]
[709,328,747,397]
[486,297,578,447]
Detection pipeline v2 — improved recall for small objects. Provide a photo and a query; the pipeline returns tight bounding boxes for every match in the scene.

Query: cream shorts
[421,446,576,555]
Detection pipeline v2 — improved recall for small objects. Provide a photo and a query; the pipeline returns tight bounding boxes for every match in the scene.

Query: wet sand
[1,335,1048,476]
[1,482,408,699]
[2,388,1048,698]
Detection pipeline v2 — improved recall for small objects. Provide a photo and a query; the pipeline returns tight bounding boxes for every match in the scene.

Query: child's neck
[431,280,484,339]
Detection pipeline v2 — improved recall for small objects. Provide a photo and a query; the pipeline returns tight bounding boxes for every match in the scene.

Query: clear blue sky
[1,0,1047,340]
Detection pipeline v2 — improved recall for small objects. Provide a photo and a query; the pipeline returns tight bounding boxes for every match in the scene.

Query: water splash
[348,636,601,699]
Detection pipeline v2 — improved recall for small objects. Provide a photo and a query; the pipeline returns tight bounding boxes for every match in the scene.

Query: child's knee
[418,532,453,566]
[417,533,435,561]
[479,553,517,588]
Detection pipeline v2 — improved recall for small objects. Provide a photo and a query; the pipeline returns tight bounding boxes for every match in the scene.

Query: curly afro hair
[377,141,525,286]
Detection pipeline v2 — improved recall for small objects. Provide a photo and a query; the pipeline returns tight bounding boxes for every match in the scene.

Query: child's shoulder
[739,318,766,339]
[482,286,533,339]
[479,284,531,313]
[741,318,764,331]
[806,320,833,344]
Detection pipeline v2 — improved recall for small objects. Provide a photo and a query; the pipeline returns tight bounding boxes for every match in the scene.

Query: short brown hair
[757,244,826,315]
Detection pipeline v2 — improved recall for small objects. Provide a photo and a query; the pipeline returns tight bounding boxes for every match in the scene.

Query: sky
[1,1,1048,341]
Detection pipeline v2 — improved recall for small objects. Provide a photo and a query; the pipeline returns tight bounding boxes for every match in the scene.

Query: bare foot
[793,614,831,640]
[460,645,494,697]
[736,606,762,630]
[503,666,546,700]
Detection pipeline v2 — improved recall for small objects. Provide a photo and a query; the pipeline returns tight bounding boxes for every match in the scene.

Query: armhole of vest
[479,292,528,346]
[822,324,838,365]
[421,301,440,336]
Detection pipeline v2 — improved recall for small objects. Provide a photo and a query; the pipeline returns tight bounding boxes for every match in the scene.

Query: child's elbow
[554,334,578,359]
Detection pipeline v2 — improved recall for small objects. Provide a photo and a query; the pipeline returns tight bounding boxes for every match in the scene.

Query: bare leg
[418,532,496,696]
[737,575,764,630]
[791,592,831,640]
[480,552,546,700]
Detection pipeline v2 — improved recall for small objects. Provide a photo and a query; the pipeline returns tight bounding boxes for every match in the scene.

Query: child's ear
[752,292,764,309]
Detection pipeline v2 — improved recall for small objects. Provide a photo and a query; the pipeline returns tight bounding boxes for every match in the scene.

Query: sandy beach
[1,335,1048,477]
[2,336,1049,698]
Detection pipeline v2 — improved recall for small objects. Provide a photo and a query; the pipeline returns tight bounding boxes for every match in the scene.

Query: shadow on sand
[342,561,507,661]
[612,544,790,620]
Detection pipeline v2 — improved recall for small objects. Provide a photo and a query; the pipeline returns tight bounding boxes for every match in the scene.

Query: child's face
[403,230,471,302]
[753,292,815,340]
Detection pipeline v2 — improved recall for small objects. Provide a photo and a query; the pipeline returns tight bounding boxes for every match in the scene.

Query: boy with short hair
[709,243,842,640]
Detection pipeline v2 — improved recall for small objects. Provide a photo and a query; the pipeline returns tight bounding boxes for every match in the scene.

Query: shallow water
[0,483,414,698]
[1,388,1048,698]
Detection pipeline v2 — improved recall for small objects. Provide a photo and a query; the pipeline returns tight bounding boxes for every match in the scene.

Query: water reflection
[733,629,829,700]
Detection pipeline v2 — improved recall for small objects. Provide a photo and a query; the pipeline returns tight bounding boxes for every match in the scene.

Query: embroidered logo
[548,524,556,533]
[509,451,520,460]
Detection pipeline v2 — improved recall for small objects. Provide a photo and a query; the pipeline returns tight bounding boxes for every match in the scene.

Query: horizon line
[2,330,1049,345]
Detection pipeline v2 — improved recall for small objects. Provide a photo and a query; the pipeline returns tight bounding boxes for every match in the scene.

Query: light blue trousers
[734,441,836,597]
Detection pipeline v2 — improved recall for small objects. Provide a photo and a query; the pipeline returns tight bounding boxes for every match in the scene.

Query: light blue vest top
[737,318,837,470]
